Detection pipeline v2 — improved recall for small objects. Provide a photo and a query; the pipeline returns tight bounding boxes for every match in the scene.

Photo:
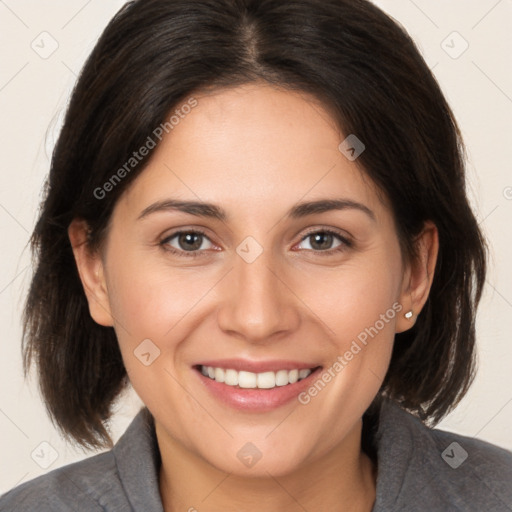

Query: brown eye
[176,232,204,251]
[296,229,352,253]
[161,230,214,255]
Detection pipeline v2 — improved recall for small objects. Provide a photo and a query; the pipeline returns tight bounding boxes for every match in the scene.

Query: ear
[68,219,114,327]
[395,220,439,333]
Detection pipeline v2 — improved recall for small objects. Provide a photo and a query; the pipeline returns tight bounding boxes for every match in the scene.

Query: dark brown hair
[24,0,487,449]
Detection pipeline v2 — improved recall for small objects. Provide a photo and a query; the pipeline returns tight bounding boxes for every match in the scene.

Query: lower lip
[194,366,322,412]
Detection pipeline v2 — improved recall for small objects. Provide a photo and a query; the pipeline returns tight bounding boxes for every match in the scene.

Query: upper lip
[195,359,321,373]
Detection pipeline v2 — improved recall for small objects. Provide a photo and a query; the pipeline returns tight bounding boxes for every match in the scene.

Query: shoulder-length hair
[24,0,487,448]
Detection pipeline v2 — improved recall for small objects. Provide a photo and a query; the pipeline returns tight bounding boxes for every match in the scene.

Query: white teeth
[200,366,313,389]
[288,369,299,384]
[257,371,275,389]
[224,369,239,386]
[299,369,311,379]
[214,367,225,383]
[275,370,289,386]
[238,371,257,388]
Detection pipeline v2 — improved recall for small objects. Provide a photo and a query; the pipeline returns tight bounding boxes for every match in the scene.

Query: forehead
[117,82,387,222]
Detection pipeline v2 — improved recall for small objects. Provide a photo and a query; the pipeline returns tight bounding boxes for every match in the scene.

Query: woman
[1,0,511,510]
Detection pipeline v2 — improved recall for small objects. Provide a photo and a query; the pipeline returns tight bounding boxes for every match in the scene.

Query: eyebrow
[137,198,376,222]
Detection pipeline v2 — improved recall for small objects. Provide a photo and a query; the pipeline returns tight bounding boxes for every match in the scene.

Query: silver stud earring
[405,310,413,319]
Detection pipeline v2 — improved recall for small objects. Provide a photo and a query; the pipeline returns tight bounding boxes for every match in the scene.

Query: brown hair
[24,0,487,448]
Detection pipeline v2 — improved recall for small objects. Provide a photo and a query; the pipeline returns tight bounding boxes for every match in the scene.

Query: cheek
[292,250,402,342]
[104,258,201,409]
[105,247,214,340]
[103,251,226,399]
[291,246,403,406]
[295,269,400,426]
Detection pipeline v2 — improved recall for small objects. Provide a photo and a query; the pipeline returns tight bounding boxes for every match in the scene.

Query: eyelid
[160,227,210,243]
[298,225,352,241]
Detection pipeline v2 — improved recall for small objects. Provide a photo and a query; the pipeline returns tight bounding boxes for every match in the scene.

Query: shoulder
[427,424,512,508]
[374,399,512,511]
[0,407,161,512]
[0,450,122,511]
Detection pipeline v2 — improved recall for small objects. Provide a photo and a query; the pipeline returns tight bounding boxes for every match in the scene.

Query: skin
[69,82,438,512]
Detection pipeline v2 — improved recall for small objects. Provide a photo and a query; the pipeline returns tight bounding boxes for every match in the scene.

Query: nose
[216,250,301,344]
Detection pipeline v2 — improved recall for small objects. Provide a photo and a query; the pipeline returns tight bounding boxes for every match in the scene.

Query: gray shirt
[1,399,511,511]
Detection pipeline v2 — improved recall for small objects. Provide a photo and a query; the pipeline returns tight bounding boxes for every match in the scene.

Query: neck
[156,419,377,512]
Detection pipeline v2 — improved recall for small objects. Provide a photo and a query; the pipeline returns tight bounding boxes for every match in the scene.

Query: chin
[202,442,311,479]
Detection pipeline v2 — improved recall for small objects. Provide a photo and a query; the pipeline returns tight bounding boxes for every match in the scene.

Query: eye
[160,230,215,256]
[159,228,352,258]
[296,229,352,254]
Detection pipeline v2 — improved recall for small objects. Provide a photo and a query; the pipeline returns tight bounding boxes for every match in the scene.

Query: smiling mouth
[195,364,322,390]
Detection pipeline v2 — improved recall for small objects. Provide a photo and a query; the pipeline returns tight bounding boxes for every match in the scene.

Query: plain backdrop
[0,0,511,495]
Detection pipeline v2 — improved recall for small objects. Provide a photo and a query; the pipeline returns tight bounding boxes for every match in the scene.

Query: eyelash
[159,228,353,258]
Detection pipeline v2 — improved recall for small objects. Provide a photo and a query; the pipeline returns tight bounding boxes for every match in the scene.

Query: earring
[405,310,413,319]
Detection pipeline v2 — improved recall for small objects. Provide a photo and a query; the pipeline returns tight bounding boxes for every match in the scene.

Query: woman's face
[77,82,433,476]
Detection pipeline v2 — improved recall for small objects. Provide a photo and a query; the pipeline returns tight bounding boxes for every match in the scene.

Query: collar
[113,407,164,511]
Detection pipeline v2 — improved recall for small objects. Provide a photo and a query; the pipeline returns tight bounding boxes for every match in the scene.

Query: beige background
[0,0,511,494]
